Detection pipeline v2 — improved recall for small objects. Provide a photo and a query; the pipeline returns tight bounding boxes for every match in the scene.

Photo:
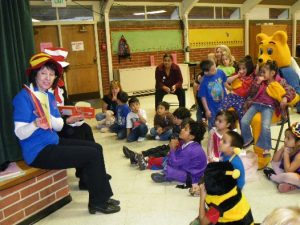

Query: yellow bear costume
[252,31,300,169]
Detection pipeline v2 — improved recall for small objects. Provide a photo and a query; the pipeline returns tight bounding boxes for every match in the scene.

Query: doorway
[33,23,101,101]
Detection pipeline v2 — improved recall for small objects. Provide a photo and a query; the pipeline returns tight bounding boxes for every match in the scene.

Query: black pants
[30,138,113,205]
[58,123,95,142]
[155,88,186,109]
[58,123,95,179]
[142,144,170,158]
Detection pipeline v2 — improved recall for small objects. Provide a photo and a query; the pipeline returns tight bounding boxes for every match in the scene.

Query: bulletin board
[111,30,182,53]
[189,28,244,49]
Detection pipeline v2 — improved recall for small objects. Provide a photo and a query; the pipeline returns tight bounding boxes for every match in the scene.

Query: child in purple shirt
[151,119,207,189]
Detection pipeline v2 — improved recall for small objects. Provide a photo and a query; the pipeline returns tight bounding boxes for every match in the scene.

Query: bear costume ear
[256,33,268,44]
[272,30,287,44]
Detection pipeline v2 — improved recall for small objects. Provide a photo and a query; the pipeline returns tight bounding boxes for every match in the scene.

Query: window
[30,5,94,22]
[189,6,214,19]
[189,6,240,19]
[31,6,56,22]
[269,8,289,19]
[110,5,145,20]
[58,6,93,21]
[146,6,179,20]
[110,5,179,20]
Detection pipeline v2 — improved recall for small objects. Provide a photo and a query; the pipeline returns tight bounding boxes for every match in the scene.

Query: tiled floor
[36,88,300,225]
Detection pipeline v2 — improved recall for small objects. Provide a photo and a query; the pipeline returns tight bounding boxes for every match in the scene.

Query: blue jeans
[95,112,106,121]
[150,127,173,141]
[127,123,148,142]
[109,123,126,139]
[241,103,274,150]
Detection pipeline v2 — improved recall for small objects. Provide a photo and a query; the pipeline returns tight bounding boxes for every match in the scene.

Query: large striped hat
[26,52,63,76]
[43,47,69,68]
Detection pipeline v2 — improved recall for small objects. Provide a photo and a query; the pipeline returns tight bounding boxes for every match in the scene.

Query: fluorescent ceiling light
[133,10,166,16]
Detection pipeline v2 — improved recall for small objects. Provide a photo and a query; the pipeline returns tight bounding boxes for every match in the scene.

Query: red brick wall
[0,170,70,225]
[98,20,294,94]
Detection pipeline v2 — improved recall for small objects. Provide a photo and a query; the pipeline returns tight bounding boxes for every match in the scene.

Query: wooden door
[61,24,99,100]
[33,26,59,52]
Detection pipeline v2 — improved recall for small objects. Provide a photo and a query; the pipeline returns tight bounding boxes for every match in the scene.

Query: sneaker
[123,146,131,158]
[263,167,276,180]
[151,173,166,183]
[278,183,298,193]
[155,135,160,140]
[243,138,254,148]
[137,154,148,170]
[128,151,138,164]
[137,137,145,142]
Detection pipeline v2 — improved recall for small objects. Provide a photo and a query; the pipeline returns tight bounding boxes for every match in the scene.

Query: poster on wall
[189,28,244,49]
[40,42,53,52]
[71,41,84,51]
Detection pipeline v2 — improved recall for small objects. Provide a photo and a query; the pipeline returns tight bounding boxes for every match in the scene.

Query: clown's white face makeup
[35,66,56,92]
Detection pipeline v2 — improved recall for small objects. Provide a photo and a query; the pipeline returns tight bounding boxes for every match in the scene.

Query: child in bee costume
[190,162,254,225]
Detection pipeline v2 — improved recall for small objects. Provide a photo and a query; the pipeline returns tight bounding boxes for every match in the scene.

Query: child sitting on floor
[123,107,191,165]
[126,97,148,142]
[149,101,174,141]
[190,130,246,197]
[219,130,246,190]
[207,110,237,162]
[263,122,300,193]
[150,119,207,191]
[109,91,131,140]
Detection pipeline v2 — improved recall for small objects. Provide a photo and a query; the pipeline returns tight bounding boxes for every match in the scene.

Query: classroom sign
[189,28,244,49]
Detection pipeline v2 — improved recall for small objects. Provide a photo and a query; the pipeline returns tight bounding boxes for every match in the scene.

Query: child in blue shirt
[198,60,227,130]
[110,91,131,139]
[219,130,245,190]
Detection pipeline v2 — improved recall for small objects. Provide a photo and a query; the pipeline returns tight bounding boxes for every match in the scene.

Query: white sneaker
[137,137,145,142]
[155,135,160,140]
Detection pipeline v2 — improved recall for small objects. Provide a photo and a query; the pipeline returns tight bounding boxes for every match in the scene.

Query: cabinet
[249,24,287,61]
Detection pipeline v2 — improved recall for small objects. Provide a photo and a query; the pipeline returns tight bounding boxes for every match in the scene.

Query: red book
[23,84,52,129]
[58,105,95,119]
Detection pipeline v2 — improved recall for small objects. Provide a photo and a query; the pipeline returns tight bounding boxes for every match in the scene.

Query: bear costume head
[256,30,291,68]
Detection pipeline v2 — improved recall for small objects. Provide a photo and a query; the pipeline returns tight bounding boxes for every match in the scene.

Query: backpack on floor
[118,35,131,63]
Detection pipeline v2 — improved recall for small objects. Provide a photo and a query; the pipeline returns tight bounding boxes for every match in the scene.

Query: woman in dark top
[155,53,186,109]
[95,80,122,127]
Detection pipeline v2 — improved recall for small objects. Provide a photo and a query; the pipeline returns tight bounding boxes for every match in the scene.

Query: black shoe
[106,173,112,180]
[151,173,166,183]
[128,151,138,165]
[88,202,120,214]
[123,146,131,158]
[263,167,276,180]
[107,198,120,206]
[137,154,148,170]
